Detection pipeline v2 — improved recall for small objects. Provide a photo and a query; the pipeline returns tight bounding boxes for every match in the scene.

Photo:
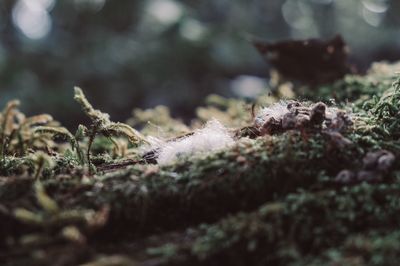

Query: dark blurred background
[0,0,399,128]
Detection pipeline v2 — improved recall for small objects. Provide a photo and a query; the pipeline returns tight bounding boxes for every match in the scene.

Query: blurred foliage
[0,0,400,129]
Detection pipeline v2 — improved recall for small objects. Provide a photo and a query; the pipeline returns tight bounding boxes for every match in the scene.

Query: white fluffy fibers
[255,101,289,127]
[155,119,234,165]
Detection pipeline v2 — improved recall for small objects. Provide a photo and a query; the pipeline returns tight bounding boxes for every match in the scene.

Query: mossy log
[0,62,400,265]
[0,132,357,241]
[140,182,400,266]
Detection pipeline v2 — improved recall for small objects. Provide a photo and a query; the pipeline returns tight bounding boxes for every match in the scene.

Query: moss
[296,230,400,266]
[0,62,400,265]
[140,182,400,266]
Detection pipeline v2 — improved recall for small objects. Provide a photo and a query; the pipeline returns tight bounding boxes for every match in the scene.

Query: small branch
[96,159,140,172]
[87,128,97,174]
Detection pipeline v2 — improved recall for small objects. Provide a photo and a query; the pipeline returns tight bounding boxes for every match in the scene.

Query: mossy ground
[1,62,400,266]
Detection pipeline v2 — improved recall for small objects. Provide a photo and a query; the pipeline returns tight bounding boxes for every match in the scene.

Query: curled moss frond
[22,114,53,129]
[0,100,22,157]
[74,86,110,127]
[33,126,85,163]
[34,126,75,144]
[0,100,58,157]
[0,100,19,133]
[74,87,145,143]
[1,100,21,134]
[73,87,145,170]
[104,122,146,144]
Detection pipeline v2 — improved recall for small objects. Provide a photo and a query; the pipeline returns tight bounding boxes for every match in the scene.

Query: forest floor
[1,61,400,266]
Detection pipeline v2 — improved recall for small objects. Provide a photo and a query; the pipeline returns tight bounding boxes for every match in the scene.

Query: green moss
[143,182,400,266]
[297,230,400,266]
[1,62,400,265]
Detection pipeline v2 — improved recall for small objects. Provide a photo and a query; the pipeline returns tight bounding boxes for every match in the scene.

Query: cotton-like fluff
[148,119,235,165]
[255,101,289,127]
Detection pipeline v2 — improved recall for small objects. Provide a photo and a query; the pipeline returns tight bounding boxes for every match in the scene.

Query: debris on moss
[0,61,400,266]
[146,119,235,165]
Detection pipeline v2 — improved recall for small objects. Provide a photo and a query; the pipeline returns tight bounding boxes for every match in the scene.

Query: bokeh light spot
[179,19,207,42]
[231,75,266,98]
[362,0,389,13]
[362,6,385,27]
[281,0,313,30]
[147,0,183,26]
[12,0,53,40]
